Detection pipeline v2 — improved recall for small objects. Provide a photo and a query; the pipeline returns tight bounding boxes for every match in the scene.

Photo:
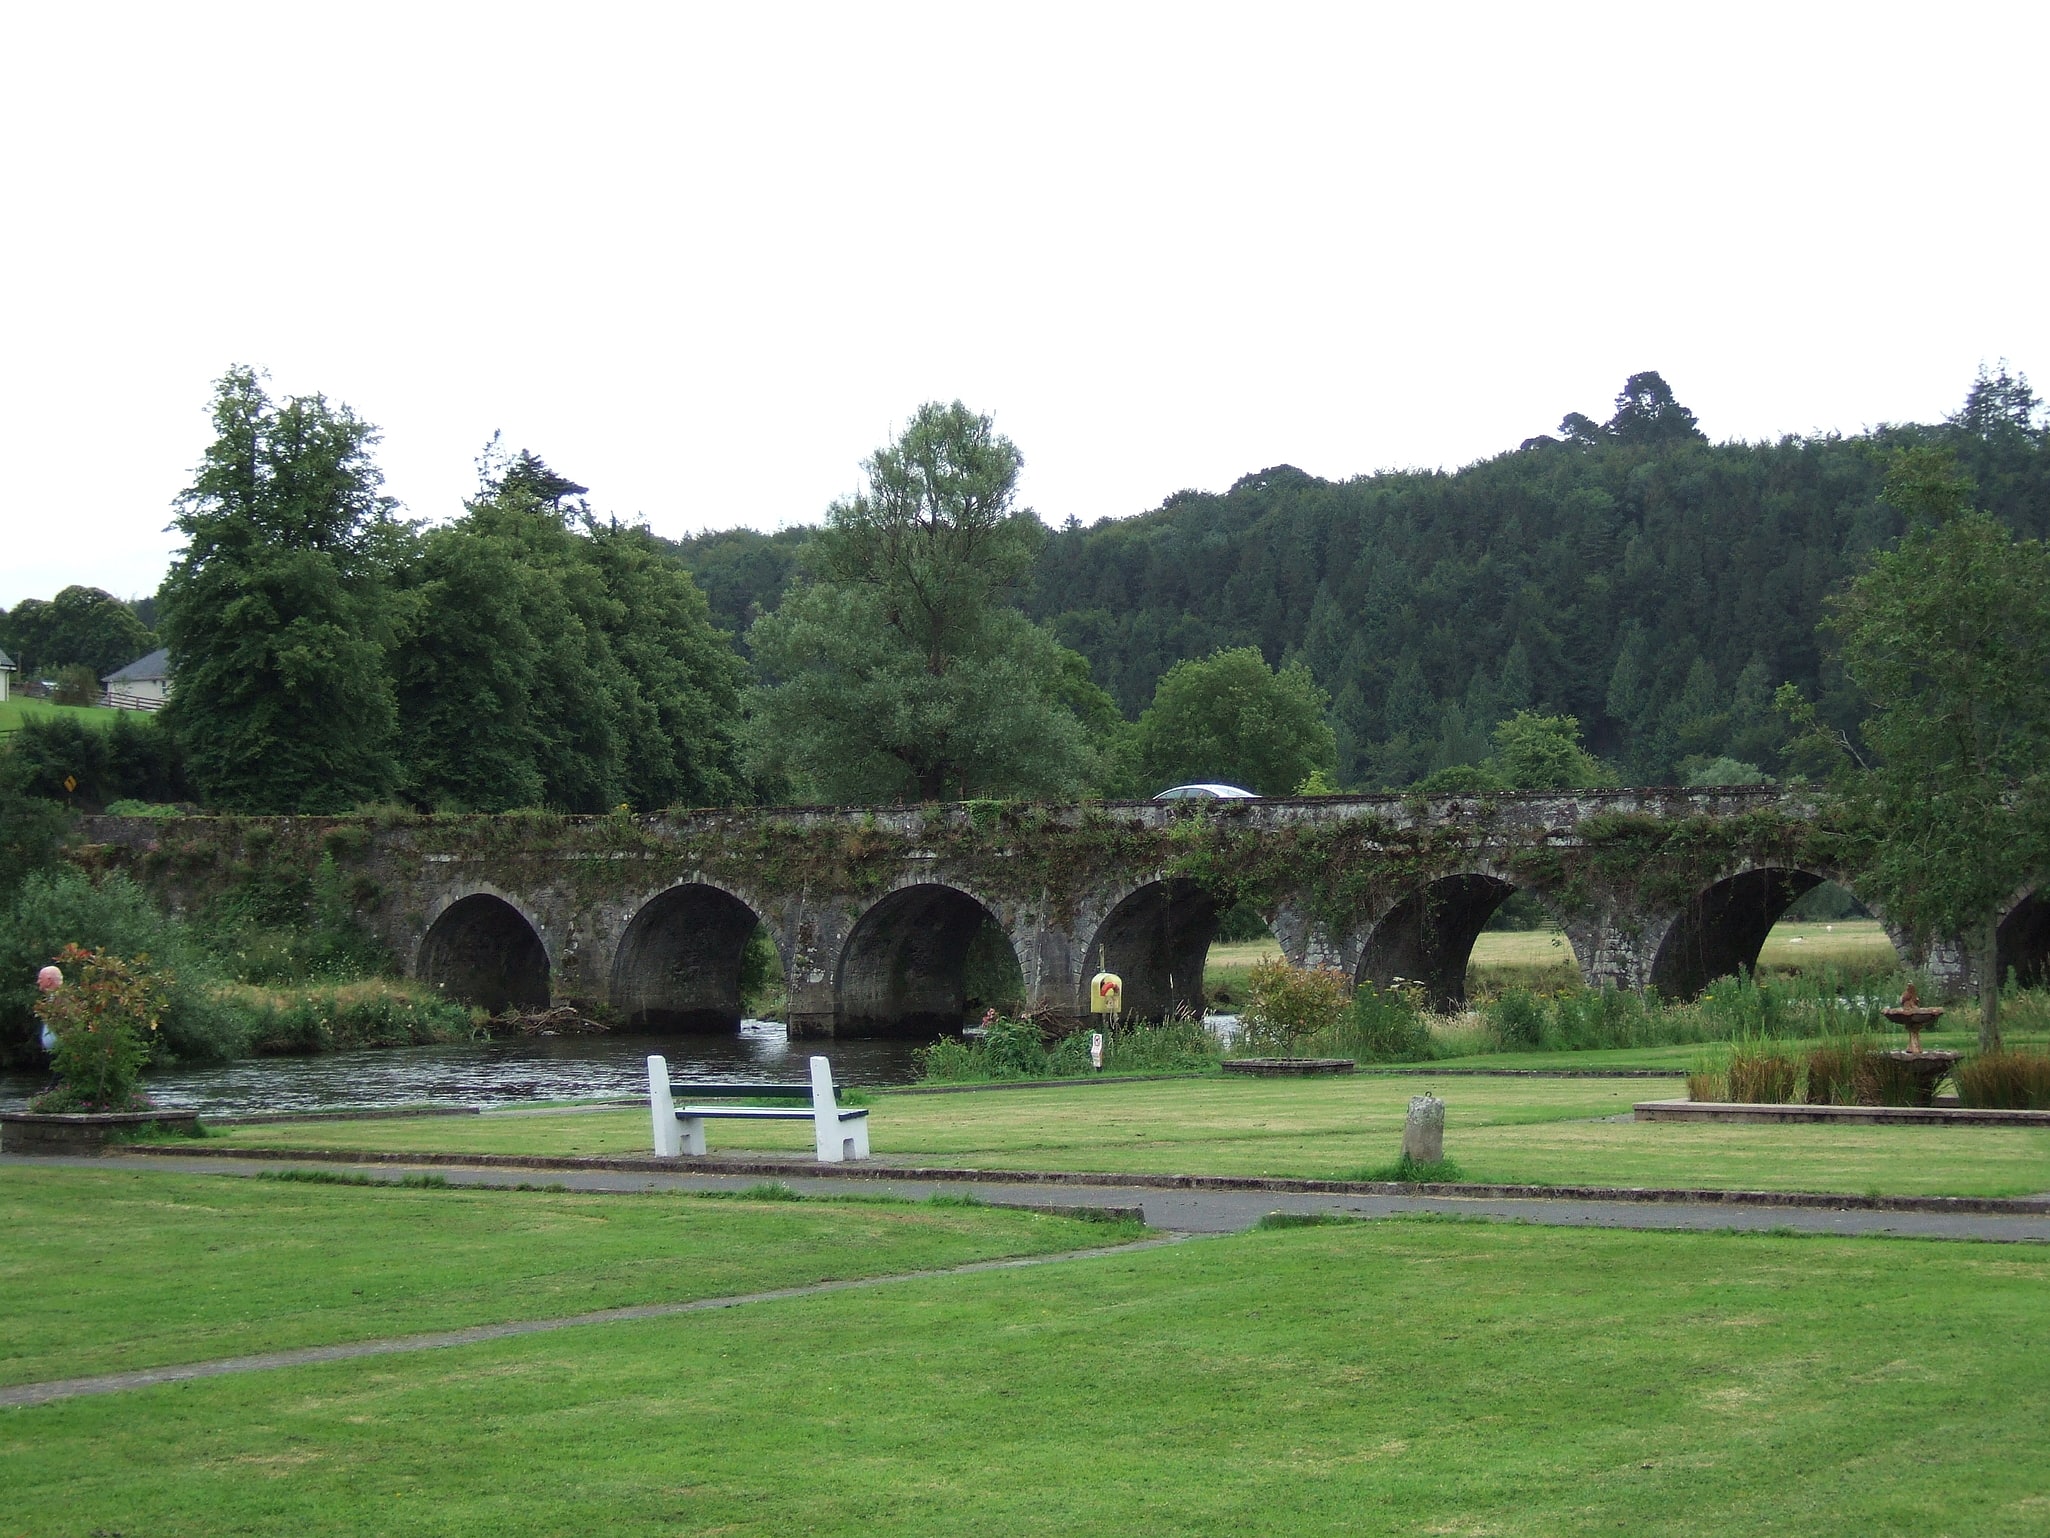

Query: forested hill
[671,370,2050,789]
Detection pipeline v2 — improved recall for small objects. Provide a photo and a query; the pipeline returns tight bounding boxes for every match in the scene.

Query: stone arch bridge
[80,791,2047,1038]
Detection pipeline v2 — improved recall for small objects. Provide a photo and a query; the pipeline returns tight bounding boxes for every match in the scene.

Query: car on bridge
[1152,783,1258,800]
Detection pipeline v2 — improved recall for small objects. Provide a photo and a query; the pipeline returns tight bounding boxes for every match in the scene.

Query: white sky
[2,2,2044,611]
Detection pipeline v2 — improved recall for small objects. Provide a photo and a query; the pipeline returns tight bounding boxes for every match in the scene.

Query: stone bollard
[1402,1094,1445,1164]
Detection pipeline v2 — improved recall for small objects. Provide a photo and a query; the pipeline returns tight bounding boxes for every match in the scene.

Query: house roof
[103,647,171,684]
[0,647,14,670]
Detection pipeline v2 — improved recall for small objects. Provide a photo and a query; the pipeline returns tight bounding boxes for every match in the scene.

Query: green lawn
[0,694,121,733]
[204,1073,2050,1197]
[0,1166,1134,1388]
[7,1218,2046,1535]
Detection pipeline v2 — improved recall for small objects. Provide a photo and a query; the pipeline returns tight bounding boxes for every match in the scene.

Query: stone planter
[0,1110,201,1155]
[1221,1058,1356,1076]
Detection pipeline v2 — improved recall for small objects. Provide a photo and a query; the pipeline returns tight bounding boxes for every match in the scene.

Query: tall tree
[1133,646,1336,796]
[392,450,746,812]
[0,587,156,678]
[159,367,407,812]
[745,402,1091,802]
[1812,447,2050,1048]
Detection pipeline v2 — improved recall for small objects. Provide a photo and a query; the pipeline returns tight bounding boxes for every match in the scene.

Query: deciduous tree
[1807,447,2050,1049]
[745,403,1091,802]
[1133,646,1335,796]
[159,368,408,812]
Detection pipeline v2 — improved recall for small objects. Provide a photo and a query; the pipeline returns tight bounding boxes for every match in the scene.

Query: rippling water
[0,1022,933,1118]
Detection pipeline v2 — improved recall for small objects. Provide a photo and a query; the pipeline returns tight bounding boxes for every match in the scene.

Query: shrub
[52,664,98,708]
[977,1017,1050,1078]
[1236,958,1351,1055]
[1332,983,1434,1062]
[1955,1050,2050,1110]
[31,944,164,1111]
[1054,1017,1220,1075]
[0,869,245,1066]
[1487,989,1547,1050]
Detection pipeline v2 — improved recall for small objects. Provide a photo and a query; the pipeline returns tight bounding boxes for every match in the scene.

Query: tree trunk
[1978,916,2003,1055]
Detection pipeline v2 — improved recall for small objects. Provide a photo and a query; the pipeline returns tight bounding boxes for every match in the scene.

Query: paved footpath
[44,1152,2050,1243]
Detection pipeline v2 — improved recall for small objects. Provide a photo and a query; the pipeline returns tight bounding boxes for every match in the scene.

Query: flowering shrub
[1236,958,1351,1055]
[30,944,166,1112]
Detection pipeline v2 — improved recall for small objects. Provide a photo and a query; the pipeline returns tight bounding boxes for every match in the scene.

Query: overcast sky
[2,3,2043,610]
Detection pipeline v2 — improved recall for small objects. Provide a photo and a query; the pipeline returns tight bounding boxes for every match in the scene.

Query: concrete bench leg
[677,1116,707,1156]
[649,1055,680,1158]
[809,1055,857,1162]
[847,1117,870,1160]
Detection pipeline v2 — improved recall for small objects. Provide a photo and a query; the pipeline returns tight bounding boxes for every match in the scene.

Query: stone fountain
[1879,983,1957,1106]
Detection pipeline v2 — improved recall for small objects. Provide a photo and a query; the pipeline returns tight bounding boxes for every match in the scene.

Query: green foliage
[0,584,155,677]
[31,944,165,1112]
[1133,645,1336,796]
[1348,1152,1467,1183]
[391,457,745,813]
[159,367,406,812]
[0,870,240,1067]
[51,664,98,707]
[1235,956,1351,1054]
[0,752,70,903]
[745,402,1093,803]
[1412,762,1508,794]
[6,710,189,810]
[211,979,474,1054]
[1487,711,1614,790]
[1682,756,1766,787]
[919,1017,1220,1084]
[1809,446,2050,1047]
[1332,982,1435,1061]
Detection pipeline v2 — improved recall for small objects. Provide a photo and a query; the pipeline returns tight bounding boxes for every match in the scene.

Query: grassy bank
[206,1074,2050,1196]
[8,1218,2046,1534]
[0,1166,1132,1388]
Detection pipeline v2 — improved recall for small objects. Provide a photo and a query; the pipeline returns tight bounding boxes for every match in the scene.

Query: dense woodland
[676,370,2050,789]
[3,368,2047,816]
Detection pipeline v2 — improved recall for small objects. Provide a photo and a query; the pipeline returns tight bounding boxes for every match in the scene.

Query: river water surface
[0,1022,933,1118]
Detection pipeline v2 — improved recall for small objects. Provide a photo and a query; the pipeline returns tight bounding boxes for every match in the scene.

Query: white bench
[647,1055,871,1163]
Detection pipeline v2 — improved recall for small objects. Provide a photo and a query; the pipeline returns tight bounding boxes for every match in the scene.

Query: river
[0,1022,934,1118]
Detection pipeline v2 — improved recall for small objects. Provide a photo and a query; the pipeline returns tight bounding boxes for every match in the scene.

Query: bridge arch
[1998,888,2050,988]
[1356,871,1565,1009]
[1649,865,1898,998]
[836,882,1022,1037]
[610,881,774,1031]
[418,890,550,1013]
[1084,877,1220,1022]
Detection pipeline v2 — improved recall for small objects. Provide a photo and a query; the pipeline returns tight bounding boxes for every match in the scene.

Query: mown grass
[0,695,122,735]
[205,1073,2050,1196]
[0,1166,1135,1388]
[6,1220,2047,1535]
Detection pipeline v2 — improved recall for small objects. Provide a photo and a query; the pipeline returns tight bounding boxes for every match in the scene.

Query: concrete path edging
[1636,1098,2050,1128]
[118,1140,2050,1217]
